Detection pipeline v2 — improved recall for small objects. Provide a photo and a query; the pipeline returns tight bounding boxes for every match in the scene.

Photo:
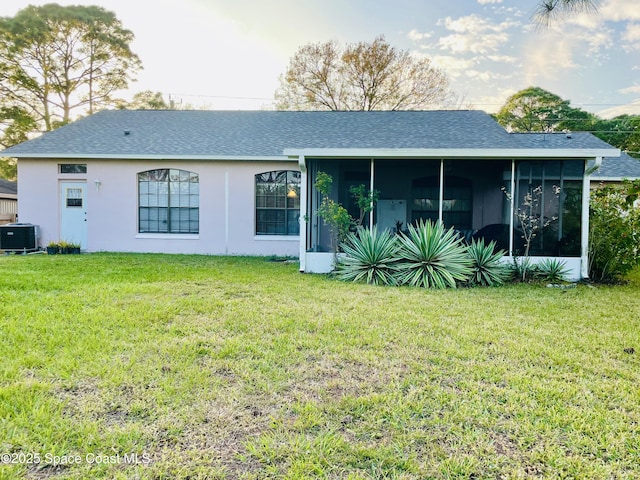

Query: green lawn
[0,253,639,479]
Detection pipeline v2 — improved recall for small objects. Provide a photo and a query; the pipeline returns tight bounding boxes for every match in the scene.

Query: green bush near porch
[0,254,639,478]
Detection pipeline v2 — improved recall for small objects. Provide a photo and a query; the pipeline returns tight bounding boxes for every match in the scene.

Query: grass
[0,253,639,479]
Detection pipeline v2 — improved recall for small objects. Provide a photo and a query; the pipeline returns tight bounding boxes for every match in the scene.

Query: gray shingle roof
[511,132,616,150]
[591,151,640,180]
[0,109,618,158]
[0,178,17,195]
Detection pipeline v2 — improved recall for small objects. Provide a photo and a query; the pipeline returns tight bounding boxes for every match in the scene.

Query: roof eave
[5,153,293,162]
[591,176,640,182]
[5,147,621,161]
[283,148,621,159]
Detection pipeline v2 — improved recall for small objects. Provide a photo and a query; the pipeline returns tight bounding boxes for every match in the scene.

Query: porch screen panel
[514,160,582,256]
[256,170,300,235]
[412,175,472,229]
[138,169,199,234]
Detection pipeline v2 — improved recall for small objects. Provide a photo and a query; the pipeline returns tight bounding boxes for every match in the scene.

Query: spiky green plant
[509,255,538,282]
[535,258,571,283]
[336,226,401,285]
[466,238,510,287]
[395,220,472,289]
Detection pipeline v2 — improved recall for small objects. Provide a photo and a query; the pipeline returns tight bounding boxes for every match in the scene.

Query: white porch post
[509,159,515,256]
[438,158,444,223]
[369,158,375,227]
[298,155,307,272]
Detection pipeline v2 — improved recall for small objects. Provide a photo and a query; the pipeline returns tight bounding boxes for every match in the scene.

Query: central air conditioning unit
[0,223,40,252]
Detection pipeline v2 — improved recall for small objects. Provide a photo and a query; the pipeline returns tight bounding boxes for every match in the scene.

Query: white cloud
[600,0,640,22]
[438,32,508,54]
[436,14,517,54]
[477,0,503,4]
[622,23,640,50]
[619,85,640,94]
[429,55,478,79]
[521,31,579,84]
[597,98,640,118]
[441,14,517,34]
[407,29,431,41]
[486,54,518,63]
[464,69,512,82]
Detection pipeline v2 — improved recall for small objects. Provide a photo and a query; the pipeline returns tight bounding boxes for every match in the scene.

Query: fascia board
[5,153,294,161]
[591,176,639,182]
[283,148,620,159]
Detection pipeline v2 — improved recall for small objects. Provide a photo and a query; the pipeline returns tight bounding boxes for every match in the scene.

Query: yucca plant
[395,220,472,289]
[535,258,570,283]
[336,226,401,285]
[509,255,538,282]
[466,238,509,286]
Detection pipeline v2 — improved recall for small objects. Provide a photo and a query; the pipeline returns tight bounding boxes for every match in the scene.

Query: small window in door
[66,188,83,207]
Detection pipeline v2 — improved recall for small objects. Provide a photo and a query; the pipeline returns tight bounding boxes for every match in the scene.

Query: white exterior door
[60,181,87,248]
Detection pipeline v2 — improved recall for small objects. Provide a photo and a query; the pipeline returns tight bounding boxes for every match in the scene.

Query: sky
[1,0,639,117]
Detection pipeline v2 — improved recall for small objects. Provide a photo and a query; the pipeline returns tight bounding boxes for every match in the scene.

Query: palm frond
[532,0,599,28]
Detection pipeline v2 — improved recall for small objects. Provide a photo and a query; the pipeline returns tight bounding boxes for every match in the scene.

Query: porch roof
[591,151,640,181]
[0,178,17,196]
[2,110,619,161]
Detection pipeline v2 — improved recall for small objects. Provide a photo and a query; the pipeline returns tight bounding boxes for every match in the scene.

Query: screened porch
[301,157,587,278]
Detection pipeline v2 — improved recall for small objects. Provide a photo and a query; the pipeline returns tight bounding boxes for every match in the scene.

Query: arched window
[255,170,300,235]
[412,175,472,229]
[138,169,199,234]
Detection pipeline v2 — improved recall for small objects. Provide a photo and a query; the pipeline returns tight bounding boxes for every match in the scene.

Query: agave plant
[336,226,401,285]
[535,258,570,283]
[395,220,472,289]
[466,238,510,286]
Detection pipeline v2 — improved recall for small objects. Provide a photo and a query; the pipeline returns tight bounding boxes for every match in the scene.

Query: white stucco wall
[18,158,300,256]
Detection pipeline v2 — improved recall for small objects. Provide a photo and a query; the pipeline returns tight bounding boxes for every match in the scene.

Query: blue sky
[2,0,639,117]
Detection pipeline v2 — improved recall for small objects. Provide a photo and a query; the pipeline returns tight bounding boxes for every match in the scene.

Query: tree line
[494,87,640,158]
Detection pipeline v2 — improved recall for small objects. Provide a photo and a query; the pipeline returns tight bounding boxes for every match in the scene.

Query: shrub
[589,181,640,283]
[535,258,570,283]
[336,226,400,285]
[466,238,509,287]
[315,172,352,252]
[315,171,379,252]
[395,220,472,289]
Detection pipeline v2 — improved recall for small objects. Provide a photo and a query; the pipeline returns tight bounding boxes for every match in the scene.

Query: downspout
[369,158,375,227]
[580,156,602,279]
[298,155,307,272]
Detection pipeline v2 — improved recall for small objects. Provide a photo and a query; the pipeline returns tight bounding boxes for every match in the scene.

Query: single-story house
[1,110,620,280]
[0,178,17,224]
